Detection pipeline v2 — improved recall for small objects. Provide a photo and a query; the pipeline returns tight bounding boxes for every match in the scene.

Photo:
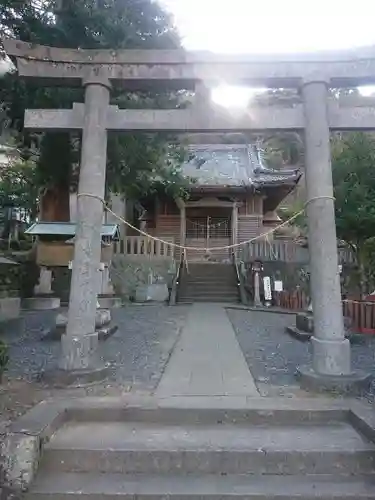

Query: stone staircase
[177,262,240,303]
[25,403,375,500]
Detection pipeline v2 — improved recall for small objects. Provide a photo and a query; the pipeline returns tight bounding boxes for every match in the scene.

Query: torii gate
[4,39,375,388]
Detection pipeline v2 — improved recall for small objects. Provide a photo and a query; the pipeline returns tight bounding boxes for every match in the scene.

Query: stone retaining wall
[111,256,175,301]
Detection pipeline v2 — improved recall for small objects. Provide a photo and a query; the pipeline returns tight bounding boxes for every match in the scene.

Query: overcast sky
[160,0,375,53]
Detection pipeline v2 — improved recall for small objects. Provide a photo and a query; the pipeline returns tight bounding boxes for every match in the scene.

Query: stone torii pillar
[298,80,369,391]
[58,75,111,383]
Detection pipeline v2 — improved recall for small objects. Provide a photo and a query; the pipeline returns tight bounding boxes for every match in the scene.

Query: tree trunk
[40,184,70,222]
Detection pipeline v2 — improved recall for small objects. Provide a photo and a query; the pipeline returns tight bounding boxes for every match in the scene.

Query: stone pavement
[156,303,259,398]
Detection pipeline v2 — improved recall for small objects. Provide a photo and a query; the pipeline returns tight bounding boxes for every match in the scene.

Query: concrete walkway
[156,304,259,398]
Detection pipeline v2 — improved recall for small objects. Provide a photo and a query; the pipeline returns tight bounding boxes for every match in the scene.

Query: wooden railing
[274,290,375,334]
[343,300,375,334]
[114,236,175,259]
[274,290,309,311]
[240,240,355,265]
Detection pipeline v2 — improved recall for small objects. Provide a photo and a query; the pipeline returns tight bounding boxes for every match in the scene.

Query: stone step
[182,276,237,285]
[178,294,239,300]
[179,284,238,290]
[180,283,237,293]
[39,421,375,476]
[183,278,236,282]
[183,271,237,278]
[178,298,240,303]
[183,277,237,283]
[178,296,240,303]
[26,473,375,499]
[178,289,239,296]
[181,290,238,294]
[187,264,234,268]
[183,268,236,276]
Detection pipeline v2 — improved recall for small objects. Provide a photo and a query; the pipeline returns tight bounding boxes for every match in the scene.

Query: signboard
[263,276,272,302]
[274,280,283,292]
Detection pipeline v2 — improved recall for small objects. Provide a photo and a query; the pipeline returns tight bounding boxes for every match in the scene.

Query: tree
[0,0,189,222]
[277,201,307,237]
[260,133,303,170]
[0,156,39,242]
[332,132,375,297]
[0,158,39,218]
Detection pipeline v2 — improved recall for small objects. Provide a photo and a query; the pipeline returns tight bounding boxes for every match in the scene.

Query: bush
[0,340,9,379]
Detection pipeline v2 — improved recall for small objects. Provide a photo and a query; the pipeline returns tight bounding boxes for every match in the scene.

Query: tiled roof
[182,144,301,188]
[25,222,120,239]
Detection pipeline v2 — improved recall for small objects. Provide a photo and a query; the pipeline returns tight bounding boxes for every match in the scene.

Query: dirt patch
[0,378,52,431]
[0,376,144,433]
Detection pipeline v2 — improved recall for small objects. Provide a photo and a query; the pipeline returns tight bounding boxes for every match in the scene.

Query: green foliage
[0,263,21,297]
[0,158,39,218]
[332,132,375,248]
[0,339,9,374]
[332,132,375,295]
[253,88,360,172]
[278,201,307,233]
[0,0,189,205]
[261,133,303,170]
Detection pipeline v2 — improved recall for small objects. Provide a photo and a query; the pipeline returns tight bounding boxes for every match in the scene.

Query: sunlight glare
[211,85,264,108]
[358,86,375,97]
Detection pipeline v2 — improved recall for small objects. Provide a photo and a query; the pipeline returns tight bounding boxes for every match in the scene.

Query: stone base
[297,365,371,394]
[135,283,169,303]
[286,326,358,343]
[286,325,312,341]
[287,313,353,342]
[98,295,122,309]
[56,309,111,329]
[23,296,61,310]
[39,364,110,388]
[43,309,116,342]
[0,297,21,322]
[42,324,118,342]
[296,312,314,333]
[96,324,118,340]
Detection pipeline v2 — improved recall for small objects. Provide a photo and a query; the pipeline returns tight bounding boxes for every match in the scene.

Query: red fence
[274,290,375,334]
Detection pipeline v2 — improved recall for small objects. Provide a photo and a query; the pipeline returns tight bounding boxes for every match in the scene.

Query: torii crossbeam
[4,38,375,389]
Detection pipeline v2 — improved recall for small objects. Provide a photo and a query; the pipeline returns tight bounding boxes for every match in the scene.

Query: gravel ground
[0,305,188,425]
[227,308,375,400]
[2,305,375,427]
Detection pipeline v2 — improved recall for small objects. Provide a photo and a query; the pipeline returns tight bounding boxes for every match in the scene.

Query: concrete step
[27,473,375,499]
[39,421,375,476]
